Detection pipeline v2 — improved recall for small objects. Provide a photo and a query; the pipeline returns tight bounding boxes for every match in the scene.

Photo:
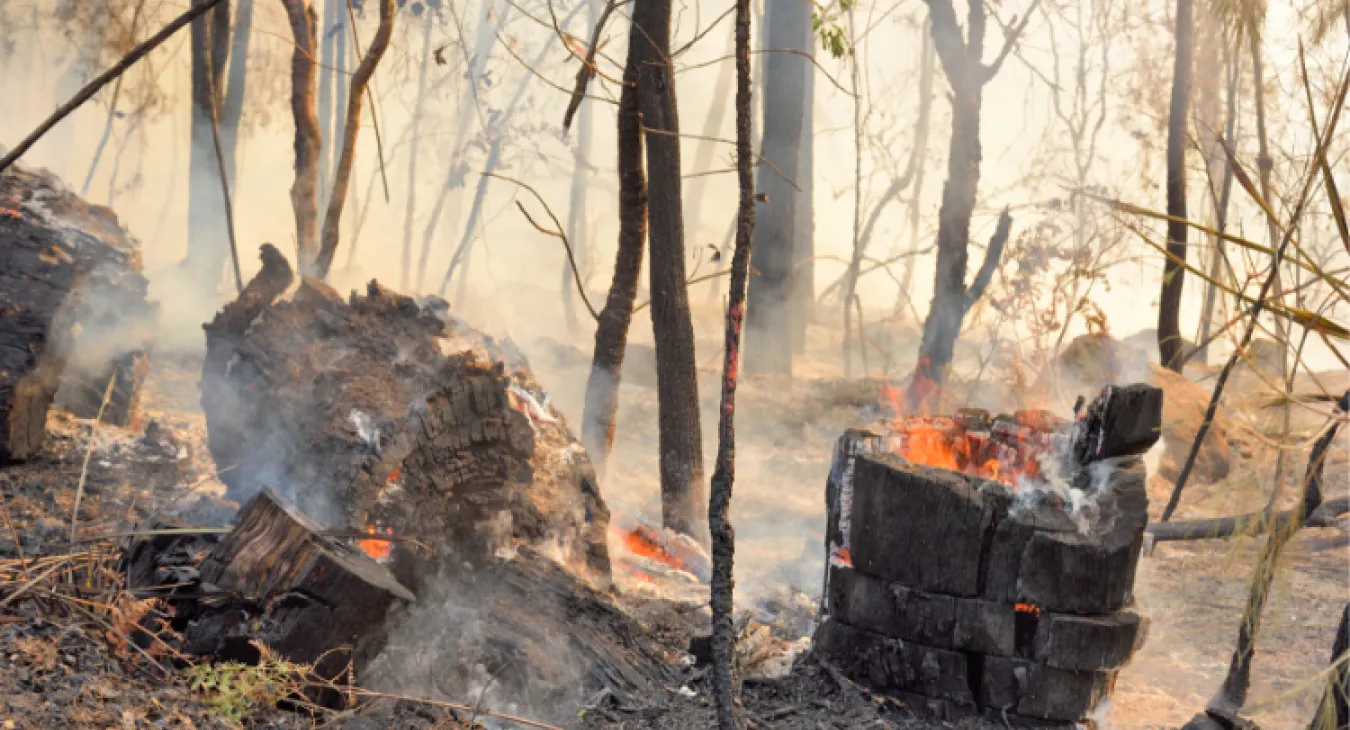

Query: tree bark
[579,49,646,481]
[632,0,706,539]
[316,0,396,278]
[1158,0,1194,373]
[185,0,231,284]
[281,0,322,274]
[744,0,810,376]
[401,14,435,290]
[710,0,755,723]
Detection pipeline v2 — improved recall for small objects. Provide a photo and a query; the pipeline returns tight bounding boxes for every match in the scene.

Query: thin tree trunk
[401,15,435,290]
[692,30,737,309]
[563,0,599,335]
[318,0,338,205]
[316,0,395,277]
[632,0,706,539]
[1197,41,1240,365]
[418,0,506,290]
[710,0,754,723]
[744,0,809,376]
[1158,0,1194,372]
[220,0,255,198]
[579,49,647,481]
[908,0,985,411]
[185,0,231,283]
[333,1,349,187]
[843,3,864,377]
[281,0,322,273]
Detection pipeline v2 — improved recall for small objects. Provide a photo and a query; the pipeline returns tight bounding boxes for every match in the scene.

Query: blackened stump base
[816,427,1150,723]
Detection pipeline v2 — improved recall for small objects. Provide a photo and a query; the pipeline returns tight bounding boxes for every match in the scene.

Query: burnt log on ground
[181,488,414,684]
[0,163,156,462]
[199,259,611,586]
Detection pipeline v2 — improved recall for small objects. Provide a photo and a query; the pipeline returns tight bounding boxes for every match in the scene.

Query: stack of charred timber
[0,162,156,462]
[817,384,1163,724]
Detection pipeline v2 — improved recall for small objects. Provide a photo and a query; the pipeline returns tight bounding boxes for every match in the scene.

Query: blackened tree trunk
[632,0,706,539]
[744,0,810,376]
[220,0,254,199]
[1158,0,1194,373]
[710,0,755,723]
[316,0,396,277]
[185,0,231,284]
[580,52,647,480]
[1310,603,1350,730]
[281,0,322,273]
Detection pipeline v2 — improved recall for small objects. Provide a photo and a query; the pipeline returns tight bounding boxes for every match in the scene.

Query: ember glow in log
[816,384,1161,723]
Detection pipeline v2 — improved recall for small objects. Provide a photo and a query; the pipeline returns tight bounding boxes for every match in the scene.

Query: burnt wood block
[952,597,1017,656]
[1015,461,1149,614]
[814,618,974,704]
[980,656,1113,722]
[1073,383,1163,463]
[825,429,883,558]
[825,564,956,646]
[1033,610,1140,671]
[850,456,1006,596]
[187,488,414,679]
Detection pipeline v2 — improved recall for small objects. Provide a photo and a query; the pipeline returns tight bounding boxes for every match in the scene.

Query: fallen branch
[1147,498,1350,544]
[0,0,228,175]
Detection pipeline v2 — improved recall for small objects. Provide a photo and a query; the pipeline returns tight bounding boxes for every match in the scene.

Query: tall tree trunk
[401,15,435,290]
[185,0,232,284]
[579,50,647,480]
[710,0,755,721]
[843,4,864,377]
[563,0,599,335]
[418,0,506,290]
[632,0,706,539]
[220,0,254,199]
[316,0,395,277]
[909,8,983,410]
[332,1,349,188]
[281,0,322,273]
[318,0,338,206]
[1197,41,1240,365]
[692,29,737,308]
[1158,0,1194,373]
[744,0,809,376]
[790,42,814,355]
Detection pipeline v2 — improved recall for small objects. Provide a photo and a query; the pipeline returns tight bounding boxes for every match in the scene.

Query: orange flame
[619,523,689,573]
[878,384,1050,487]
[1015,602,1042,616]
[358,525,394,562]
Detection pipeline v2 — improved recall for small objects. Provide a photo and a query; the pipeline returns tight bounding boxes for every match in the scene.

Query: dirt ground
[0,318,1346,728]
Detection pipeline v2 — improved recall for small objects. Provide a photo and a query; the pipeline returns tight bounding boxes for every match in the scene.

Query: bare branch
[980,0,1043,83]
[563,0,626,132]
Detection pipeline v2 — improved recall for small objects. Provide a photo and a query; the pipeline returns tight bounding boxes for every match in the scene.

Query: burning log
[199,267,611,586]
[181,488,414,686]
[0,163,156,462]
[816,386,1157,723]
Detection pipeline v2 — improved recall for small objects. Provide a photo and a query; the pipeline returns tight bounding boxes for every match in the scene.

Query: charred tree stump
[199,269,611,587]
[183,488,414,684]
[0,163,156,462]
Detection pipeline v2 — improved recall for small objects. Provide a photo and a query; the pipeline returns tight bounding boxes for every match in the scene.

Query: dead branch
[316,0,396,277]
[0,0,228,175]
[1147,498,1350,544]
[345,0,391,203]
[962,208,1012,312]
[563,0,624,132]
[980,0,1044,83]
[484,173,599,320]
[204,21,243,293]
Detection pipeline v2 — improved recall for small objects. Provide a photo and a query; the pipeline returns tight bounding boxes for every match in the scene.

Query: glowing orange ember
[358,525,394,562]
[878,384,1054,488]
[1015,602,1042,616]
[620,523,689,573]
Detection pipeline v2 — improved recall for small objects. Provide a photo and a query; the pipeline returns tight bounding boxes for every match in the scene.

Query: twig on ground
[70,376,117,545]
